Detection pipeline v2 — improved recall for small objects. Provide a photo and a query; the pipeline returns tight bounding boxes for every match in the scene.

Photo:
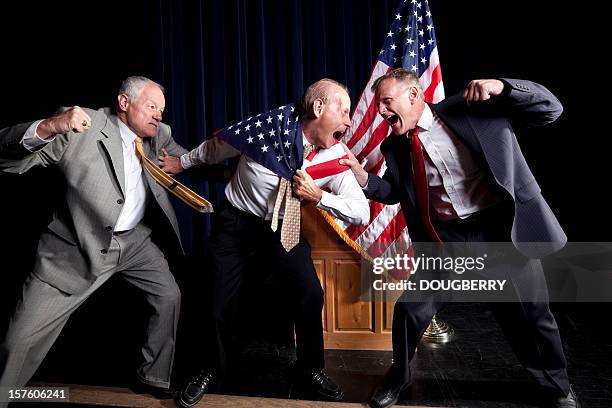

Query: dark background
[0,0,608,389]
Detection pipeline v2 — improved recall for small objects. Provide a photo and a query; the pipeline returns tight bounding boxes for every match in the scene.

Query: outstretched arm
[159,136,240,175]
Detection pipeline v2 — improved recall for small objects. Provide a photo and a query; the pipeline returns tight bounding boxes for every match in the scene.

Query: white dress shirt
[180,134,370,226]
[414,105,501,221]
[22,119,148,231]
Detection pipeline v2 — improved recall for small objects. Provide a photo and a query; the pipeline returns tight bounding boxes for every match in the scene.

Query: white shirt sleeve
[180,137,241,169]
[21,120,57,151]
[316,169,370,226]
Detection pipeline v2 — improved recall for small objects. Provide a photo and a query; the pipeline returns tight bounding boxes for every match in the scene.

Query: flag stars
[420,43,425,50]
[407,38,414,44]
[284,141,291,148]
[417,2,422,8]
[421,57,427,64]
[427,24,433,31]
[419,29,424,36]
[283,129,290,135]
[247,136,254,143]
[428,38,434,45]
[258,133,265,140]
[409,50,416,57]
[277,155,282,162]
[277,112,284,121]
[234,128,241,135]
[290,106,295,112]
[417,16,423,23]
[390,43,397,50]
[395,13,402,20]
[261,145,269,152]
[273,141,279,149]
[255,120,262,127]
[426,10,431,18]
[269,129,276,136]
[387,30,393,37]
[266,116,273,124]
[411,65,418,72]
[245,124,251,131]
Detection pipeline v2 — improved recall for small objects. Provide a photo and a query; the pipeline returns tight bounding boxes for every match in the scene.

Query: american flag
[214,104,304,180]
[332,0,445,260]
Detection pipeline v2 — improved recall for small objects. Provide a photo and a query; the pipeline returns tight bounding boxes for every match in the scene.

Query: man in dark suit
[341,68,578,408]
[0,76,187,405]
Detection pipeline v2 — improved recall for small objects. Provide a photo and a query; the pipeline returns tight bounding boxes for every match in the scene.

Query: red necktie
[409,128,442,242]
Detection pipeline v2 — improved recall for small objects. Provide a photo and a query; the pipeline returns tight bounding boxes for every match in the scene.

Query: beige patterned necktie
[270,143,314,251]
[134,137,213,213]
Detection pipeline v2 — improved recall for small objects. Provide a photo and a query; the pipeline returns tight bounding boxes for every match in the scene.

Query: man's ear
[408,86,419,103]
[313,98,325,118]
[117,94,129,112]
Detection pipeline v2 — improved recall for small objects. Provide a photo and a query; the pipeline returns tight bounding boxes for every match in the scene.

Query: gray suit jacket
[0,108,188,294]
[365,79,566,258]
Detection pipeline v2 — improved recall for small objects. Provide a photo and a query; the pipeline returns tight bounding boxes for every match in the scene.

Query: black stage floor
[30,300,610,407]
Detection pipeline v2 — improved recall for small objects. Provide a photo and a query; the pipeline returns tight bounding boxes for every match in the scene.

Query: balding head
[300,78,349,121]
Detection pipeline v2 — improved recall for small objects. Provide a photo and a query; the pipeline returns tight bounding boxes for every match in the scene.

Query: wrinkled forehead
[331,88,351,109]
[375,78,408,100]
[139,83,166,105]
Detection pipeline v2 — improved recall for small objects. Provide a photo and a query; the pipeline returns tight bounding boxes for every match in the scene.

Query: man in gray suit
[0,76,186,404]
[342,69,578,408]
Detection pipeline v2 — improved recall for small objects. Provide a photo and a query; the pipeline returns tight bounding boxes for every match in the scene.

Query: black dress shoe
[368,372,410,408]
[130,381,178,400]
[541,386,580,408]
[176,369,216,408]
[295,368,344,401]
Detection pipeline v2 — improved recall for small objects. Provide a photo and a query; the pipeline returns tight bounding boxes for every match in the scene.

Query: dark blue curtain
[152,0,395,255]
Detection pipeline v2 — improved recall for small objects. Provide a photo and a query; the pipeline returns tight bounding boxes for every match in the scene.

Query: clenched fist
[463,79,505,103]
[37,106,92,139]
[292,169,323,203]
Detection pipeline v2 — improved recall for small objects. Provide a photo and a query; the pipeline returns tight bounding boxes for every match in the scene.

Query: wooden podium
[301,205,392,350]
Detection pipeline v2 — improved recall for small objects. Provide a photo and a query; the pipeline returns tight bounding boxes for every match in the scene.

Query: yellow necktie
[134,137,213,213]
[270,144,314,252]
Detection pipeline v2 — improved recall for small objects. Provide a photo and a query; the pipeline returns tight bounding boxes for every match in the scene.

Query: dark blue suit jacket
[365,79,566,258]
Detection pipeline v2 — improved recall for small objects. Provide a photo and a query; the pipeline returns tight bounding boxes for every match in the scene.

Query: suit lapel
[99,116,126,196]
[389,134,418,208]
[429,98,483,156]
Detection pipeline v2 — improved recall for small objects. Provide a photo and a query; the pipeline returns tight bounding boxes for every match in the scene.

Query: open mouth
[333,131,344,140]
[386,114,399,126]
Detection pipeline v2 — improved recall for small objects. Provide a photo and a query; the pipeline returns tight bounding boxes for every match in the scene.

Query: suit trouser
[205,202,325,372]
[0,223,180,405]
[390,203,570,397]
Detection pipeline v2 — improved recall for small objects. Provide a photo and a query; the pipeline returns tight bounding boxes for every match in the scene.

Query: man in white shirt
[163,79,369,407]
[0,76,188,403]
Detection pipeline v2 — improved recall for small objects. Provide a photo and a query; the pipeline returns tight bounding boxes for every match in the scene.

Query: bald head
[300,78,349,120]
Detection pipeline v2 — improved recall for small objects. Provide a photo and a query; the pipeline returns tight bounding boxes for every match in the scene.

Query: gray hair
[371,68,422,98]
[118,76,164,101]
[299,78,349,120]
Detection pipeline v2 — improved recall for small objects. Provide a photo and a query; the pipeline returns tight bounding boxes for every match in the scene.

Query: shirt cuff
[21,120,56,151]
[315,190,332,209]
[179,154,192,170]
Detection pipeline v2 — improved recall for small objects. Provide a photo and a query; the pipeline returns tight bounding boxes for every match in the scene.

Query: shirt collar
[416,104,434,132]
[117,119,138,145]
